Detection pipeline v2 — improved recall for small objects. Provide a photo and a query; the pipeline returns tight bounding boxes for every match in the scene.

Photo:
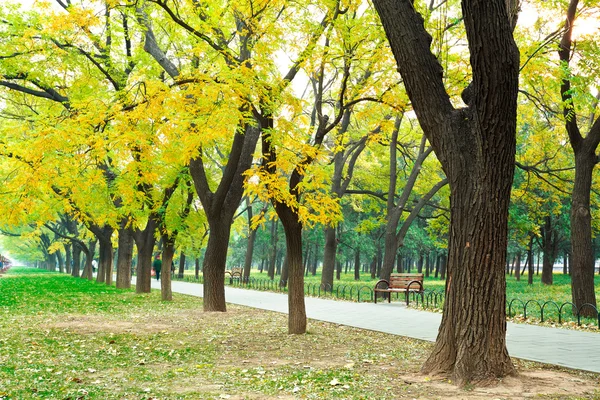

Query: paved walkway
[150,279,600,374]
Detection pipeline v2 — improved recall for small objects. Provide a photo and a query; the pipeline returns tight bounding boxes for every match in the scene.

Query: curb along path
[149,279,600,374]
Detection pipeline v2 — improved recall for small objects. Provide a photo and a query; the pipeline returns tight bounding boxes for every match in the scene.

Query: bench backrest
[389,273,424,289]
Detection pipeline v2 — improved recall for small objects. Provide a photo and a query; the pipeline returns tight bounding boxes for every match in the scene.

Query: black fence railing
[171,274,599,329]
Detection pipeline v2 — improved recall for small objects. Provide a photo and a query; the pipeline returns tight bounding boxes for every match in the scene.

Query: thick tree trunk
[202,221,231,311]
[372,0,519,384]
[321,226,337,288]
[570,152,598,317]
[98,238,114,286]
[71,244,81,278]
[133,219,157,294]
[422,169,514,382]
[116,223,134,289]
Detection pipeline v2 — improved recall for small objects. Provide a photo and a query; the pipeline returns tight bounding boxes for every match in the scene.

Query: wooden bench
[373,273,424,305]
[224,267,243,283]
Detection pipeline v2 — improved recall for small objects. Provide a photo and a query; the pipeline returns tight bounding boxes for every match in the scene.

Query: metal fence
[171,274,599,329]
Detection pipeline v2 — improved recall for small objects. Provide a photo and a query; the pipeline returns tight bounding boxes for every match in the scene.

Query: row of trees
[1,0,599,385]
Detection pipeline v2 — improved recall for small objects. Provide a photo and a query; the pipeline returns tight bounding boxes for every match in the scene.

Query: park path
[149,279,600,374]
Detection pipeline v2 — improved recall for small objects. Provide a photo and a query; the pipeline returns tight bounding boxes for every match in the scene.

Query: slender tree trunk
[268,220,278,280]
[56,251,64,273]
[563,251,568,275]
[277,206,306,334]
[161,237,175,301]
[243,197,257,282]
[81,240,96,280]
[515,252,521,282]
[280,255,289,287]
[178,252,185,279]
[65,244,72,275]
[527,236,534,285]
[354,248,360,281]
[321,226,337,288]
[541,216,557,285]
[116,223,134,289]
[311,242,318,275]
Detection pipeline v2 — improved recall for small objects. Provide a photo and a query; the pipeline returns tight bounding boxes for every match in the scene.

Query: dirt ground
[48,306,600,399]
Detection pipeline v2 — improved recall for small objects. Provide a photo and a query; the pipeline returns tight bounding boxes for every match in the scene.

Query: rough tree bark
[558,0,600,317]
[372,0,519,384]
[133,217,157,294]
[116,221,134,289]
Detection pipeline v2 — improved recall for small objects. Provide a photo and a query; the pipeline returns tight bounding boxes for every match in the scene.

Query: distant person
[153,255,162,281]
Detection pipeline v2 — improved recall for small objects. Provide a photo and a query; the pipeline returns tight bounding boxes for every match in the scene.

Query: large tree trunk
[570,151,598,316]
[189,121,261,312]
[422,163,515,382]
[201,221,231,311]
[133,218,157,294]
[116,223,134,289]
[558,0,600,318]
[372,0,519,384]
[98,238,114,286]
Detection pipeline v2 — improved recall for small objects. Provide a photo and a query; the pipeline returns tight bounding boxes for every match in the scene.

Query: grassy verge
[3,267,597,399]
